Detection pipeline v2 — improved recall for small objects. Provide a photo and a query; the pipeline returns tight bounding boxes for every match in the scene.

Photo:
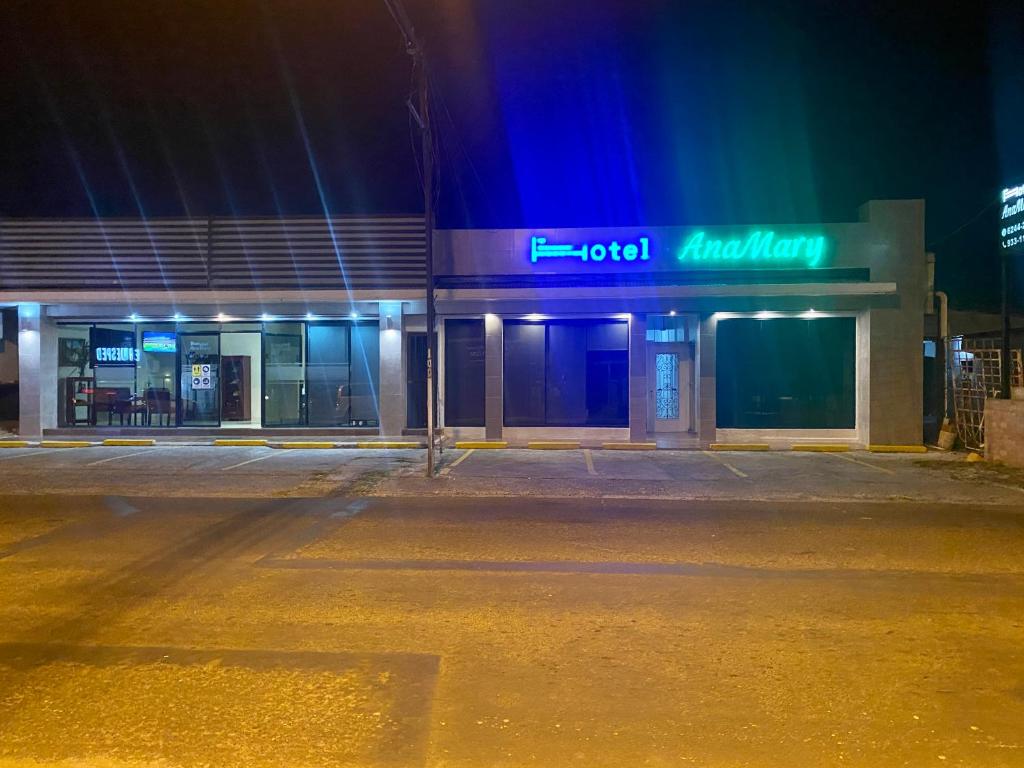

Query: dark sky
[1,1,1022,309]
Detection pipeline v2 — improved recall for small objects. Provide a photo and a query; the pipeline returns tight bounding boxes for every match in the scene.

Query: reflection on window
[504,320,628,427]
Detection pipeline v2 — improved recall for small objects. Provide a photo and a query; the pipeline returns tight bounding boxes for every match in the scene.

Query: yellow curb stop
[455,441,508,449]
[102,438,156,447]
[528,441,581,450]
[867,445,927,453]
[356,441,422,449]
[791,444,850,452]
[710,443,770,451]
[0,441,31,448]
[276,441,336,449]
[214,438,269,447]
[602,442,657,450]
[39,440,93,448]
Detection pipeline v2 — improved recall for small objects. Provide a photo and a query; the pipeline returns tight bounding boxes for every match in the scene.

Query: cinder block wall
[985,399,1024,466]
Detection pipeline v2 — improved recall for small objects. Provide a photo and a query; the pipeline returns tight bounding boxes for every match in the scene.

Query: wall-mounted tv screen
[142,331,177,353]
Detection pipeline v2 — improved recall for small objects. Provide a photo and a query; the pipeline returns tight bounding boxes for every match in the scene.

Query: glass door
[178,333,221,426]
[647,342,694,432]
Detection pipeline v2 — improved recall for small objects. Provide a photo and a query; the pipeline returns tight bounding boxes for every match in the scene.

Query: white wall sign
[1000,183,1024,251]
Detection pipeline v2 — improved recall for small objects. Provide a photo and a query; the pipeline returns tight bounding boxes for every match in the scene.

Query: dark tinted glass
[445,320,486,426]
[504,320,628,427]
[716,317,856,429]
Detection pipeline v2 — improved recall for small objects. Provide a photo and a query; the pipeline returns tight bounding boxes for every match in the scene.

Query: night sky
[1,1,1021,310]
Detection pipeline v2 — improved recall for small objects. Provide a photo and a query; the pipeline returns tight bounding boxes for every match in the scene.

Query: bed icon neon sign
[530,236,650,265]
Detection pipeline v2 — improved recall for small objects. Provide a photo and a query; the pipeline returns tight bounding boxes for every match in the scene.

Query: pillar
[485,313,503,439]
[697,313,717,445]
[17,303,57,437]
[629,313,647,441]
[378,301,405,436]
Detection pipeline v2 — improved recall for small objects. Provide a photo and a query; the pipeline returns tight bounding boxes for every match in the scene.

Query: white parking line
[440,448,475,476]
[583,449,598,476]
[86,450,153,467]
[220,452,280,471]
[827,452,896,475]
[701,450,748,478]
[0,449,56,461]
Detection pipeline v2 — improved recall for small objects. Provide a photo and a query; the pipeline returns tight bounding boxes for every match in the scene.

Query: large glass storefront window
[503,319,629,427]
[306,323,380,427]
[263,323,305,427]
[55,319,379,429]
[444,319,485,427]
[716,317,856,429]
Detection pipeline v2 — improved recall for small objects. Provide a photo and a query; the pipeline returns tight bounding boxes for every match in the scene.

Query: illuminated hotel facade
[1,200,927,446]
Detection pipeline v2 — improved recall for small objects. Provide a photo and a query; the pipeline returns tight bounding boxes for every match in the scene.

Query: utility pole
[1001,247,1011,399]
[383,0,437,475]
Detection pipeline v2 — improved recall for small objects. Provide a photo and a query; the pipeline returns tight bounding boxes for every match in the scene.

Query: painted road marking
[220,451,280,471]
[583,449,598,476]
[440,448,475,476]
[827,452,896,475]
[86,450,154,467]
[701,449,748,478]
[0,449,56,462]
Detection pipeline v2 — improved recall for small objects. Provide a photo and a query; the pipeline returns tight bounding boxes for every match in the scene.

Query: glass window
[263,323,305,427]
[349,323,380,426]
[444,320,486,427]
[502,322,545,426]
[306,323,380,427]
[407,333,427,429]
[57,324,95,427]
[504,320,628,427]
[137,324,177,427]
[716,317,856,429]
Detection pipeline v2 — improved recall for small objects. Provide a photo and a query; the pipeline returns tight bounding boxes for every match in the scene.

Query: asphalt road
[1,491,1023,767]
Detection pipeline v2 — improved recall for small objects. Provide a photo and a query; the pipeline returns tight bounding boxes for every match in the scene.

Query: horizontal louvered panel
[1,215,425,291]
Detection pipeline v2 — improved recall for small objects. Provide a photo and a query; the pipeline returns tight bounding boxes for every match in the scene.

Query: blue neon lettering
[530,236,651,266]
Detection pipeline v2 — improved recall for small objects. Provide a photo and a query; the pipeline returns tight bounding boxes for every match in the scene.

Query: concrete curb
[0,441,31,448]
[272,441,337,449]
[102,438,157,447]
[213,438,269,447]
[602,442,657,451]
[39,440,93,448]
[710,443,771,451]
[527,441,582,450]
[356,441,422,449]
[791,444,851,452]
[867,445,928,453]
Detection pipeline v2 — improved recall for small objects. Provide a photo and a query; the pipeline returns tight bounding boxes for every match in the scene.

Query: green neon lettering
[680,231,705,261]
[678,230,828,268]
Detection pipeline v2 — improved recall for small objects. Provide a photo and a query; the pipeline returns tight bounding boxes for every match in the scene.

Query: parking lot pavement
[0,445,423,498]
[382,448,1024,504]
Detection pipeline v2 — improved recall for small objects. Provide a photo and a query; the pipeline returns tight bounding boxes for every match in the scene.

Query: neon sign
[678,231,828,268]
[530,236,650,264]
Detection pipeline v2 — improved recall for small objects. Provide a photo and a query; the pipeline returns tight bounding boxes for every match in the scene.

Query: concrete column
[378,301,405,436]
[17,304,57,437]
[858,199,927,446]
[484,313,503,440]
[628,313,648,441]
[697,313,717,445]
